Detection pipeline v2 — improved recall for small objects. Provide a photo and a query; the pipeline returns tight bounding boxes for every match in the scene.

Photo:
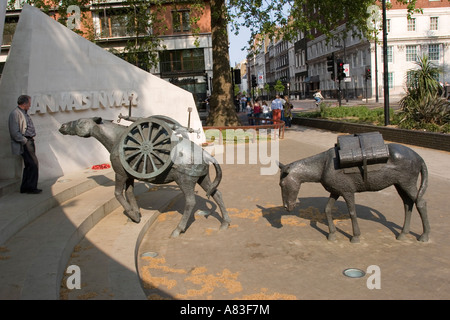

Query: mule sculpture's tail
[204,152,222,198]
[417,160,428,202]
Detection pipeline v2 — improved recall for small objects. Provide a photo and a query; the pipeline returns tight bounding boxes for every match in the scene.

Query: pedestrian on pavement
[8,95,42,194]
[280,95,287,122]
[284,97,293,127]
[246,101,254,125]
[313,90,323,106]
[262,100,271,123]
[271,95,283,121]
[253,98,262,124]
[240,96,247,112]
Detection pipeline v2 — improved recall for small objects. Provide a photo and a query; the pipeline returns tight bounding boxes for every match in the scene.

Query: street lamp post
[382,0,390,126]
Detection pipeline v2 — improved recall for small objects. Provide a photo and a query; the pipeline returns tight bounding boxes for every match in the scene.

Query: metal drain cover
[343,268,366,278]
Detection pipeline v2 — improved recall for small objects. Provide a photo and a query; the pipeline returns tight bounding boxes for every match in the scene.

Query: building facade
[2,0,212,110]
[245,0,450,102]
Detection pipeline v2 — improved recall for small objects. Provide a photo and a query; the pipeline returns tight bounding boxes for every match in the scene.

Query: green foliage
[320,105,391,125]
[295,102,449,133]
[399,55,450,130]
[273,80,285,94]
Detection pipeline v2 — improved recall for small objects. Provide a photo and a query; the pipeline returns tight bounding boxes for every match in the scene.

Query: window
[159,49,205,74]
[406,70,415,87]
[387,46,393,63]
[428,44,440,61]
[406,45,417,62]
[407,18,416,31]
[172,10,191,32]
[430,17,438,31]
[2,17,18,45]
[388,72,394,89]
[99,9,130,38]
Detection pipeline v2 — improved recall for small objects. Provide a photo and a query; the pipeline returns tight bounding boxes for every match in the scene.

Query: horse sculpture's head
[59,117,103,137]
[278,162,301,212]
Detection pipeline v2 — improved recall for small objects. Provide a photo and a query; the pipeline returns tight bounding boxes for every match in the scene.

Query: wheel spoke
[123,145,140,150]
[126,133,142,145]
[153,147,171,154]
[153,136,171,147]
[125,149,142,161]
[132,153,144,170]
[149,154,158,172]
[151,151,166,164]
[141,153,148,174]
[151,126,165,144]
[148,123,154,142]
[137,123,146,142]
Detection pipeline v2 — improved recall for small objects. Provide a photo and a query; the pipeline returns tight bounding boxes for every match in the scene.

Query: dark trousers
[20,140,39,192]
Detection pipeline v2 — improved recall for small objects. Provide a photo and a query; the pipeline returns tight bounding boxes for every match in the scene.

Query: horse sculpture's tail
[416,160,428,201]
[204,152,222,198]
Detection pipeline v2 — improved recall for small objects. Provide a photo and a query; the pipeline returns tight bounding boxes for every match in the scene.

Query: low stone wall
[293,117,450,152]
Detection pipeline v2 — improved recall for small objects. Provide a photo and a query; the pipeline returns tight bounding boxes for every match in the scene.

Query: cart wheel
[119,117,176,179]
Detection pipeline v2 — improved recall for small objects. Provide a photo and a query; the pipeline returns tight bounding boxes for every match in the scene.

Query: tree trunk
[206,0,241,126]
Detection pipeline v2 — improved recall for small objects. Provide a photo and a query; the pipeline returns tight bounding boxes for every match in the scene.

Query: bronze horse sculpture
[278,140,430,243]
[59,116,230,237]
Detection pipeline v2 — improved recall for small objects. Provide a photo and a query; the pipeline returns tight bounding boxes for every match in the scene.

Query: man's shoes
[28,189,42,194]
[21,189,42,194]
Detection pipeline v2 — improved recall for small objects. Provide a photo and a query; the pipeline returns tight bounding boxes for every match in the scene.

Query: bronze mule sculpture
[278,143,430,243]
[59,117,230,237]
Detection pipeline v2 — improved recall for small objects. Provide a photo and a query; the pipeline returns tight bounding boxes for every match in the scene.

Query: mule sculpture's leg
[124,177,140,215]
[198,175,231,230]
[114,173,141,223]
[396,183,430,242]
[171,176,198,238]
[325,193,339,241]
[342,193,361,243]
[395,185,414,240]
[416,197,430,242]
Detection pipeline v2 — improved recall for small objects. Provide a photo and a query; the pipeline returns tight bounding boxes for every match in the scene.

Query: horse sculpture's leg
[171,176,197,238]
[342,193,361,243]
[325,193,339,241]
[114,173,141,223]
[198,175,231,230]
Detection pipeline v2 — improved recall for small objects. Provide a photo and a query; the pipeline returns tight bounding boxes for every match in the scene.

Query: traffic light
[204,73,208,90]
[365,68,371,80]
[327,53,335,80]
[234,69,241,84]
[251,75,257,88]
[336,59,345,81]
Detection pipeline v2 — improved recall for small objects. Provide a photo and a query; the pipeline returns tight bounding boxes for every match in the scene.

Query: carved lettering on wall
[30,90,138,115]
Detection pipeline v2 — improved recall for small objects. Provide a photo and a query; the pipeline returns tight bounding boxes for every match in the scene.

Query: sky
[228,24,251,67]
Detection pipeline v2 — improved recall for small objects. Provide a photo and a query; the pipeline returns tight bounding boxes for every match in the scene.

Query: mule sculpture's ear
[93,117,103,124]
[277,161,284,169]
[277,161,291,174]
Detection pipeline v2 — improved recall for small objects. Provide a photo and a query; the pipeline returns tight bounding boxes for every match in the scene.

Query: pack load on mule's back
[336,132,390,181]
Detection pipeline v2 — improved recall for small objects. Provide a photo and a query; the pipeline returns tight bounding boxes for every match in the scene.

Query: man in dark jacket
[8,95,41,194]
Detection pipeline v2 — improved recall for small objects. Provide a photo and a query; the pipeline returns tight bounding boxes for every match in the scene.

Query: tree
[119,0,167,71]
[206,0,241,126]
[274,80,285,95]
[264,83,271,99]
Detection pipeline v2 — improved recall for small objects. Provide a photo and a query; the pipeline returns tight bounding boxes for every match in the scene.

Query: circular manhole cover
[343,268,366,278]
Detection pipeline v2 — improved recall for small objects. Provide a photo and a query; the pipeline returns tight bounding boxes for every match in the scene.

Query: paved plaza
[60,124,450,300]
